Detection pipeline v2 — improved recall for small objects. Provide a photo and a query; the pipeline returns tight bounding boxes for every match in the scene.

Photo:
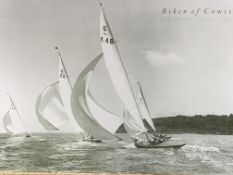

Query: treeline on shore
[116,114,233,134]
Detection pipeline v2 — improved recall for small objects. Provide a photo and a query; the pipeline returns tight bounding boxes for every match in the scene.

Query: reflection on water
[0,133,232,175]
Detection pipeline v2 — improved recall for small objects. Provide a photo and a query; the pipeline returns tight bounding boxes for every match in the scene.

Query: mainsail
[99,3,146,133]
[57,49,83,132]
[137,82,156,131]
[4,94,28,136]
[71,53,119,140]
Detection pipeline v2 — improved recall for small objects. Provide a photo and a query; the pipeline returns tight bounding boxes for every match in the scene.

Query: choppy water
[0,133,232,175]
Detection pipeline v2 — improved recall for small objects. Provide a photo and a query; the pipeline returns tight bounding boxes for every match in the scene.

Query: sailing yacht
[3,93,30,137]
[35,48,83,133]
[36,48,122,142]
[98,2,184,148]
[71,53,122,141]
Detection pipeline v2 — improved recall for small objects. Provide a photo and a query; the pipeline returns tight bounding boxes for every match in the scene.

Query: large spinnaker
[86,91,123,134]
[71,53,118,140]
[35,80,70,131]
[137,82,156,131]
[99,5,146,133]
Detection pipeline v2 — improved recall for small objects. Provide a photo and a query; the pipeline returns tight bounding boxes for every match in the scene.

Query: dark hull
[135,142,185,149]
[82,138,102,143]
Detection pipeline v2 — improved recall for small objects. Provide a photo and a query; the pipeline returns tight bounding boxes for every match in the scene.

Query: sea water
[0,133,232,175]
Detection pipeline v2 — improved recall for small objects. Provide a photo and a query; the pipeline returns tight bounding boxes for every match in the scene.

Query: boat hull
[81,138,102,143]
[134,142,185,149]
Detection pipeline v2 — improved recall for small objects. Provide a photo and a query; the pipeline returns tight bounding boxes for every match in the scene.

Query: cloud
[145,50,185,66]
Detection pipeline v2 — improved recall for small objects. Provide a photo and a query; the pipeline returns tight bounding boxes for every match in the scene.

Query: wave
[124,143,136,148]
[182,144,220,153]
[170,137,181,141]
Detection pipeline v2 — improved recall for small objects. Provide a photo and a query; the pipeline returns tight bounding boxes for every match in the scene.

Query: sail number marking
[101,25,114,44]
[60,69,66,79]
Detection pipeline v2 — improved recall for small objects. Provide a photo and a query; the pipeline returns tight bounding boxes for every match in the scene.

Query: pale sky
[1,0,233,132]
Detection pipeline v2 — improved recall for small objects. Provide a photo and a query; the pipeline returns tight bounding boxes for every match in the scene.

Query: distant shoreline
[116,114,233,135]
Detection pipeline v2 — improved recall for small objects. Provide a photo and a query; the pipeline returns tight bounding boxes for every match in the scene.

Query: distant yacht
[2,93,30,137]
[35,48,82,133]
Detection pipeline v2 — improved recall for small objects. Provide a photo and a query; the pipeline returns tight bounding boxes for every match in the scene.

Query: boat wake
[182,144,220,153]
[170,137,181,141]
[124,143,136,148]
[77,141,101,147]
[181,144,222,170]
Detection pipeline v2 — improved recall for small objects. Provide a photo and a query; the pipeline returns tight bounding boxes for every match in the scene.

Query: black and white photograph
[0,0,233,174]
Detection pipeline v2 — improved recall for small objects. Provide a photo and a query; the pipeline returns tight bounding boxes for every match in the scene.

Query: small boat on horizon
[1,93,31,138]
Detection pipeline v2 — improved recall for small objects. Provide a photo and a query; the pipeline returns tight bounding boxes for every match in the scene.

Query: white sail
[35,80,71,131]
[123,110,144,139]
[3,111,14,134]
[137,82,156,131]
[99,4,146,133]
[57,52,83,132]
[71,53,119,140]
[4,95,27,136]
[36,48,122,135]
[86,91,122,134]
[0,111,11,134]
